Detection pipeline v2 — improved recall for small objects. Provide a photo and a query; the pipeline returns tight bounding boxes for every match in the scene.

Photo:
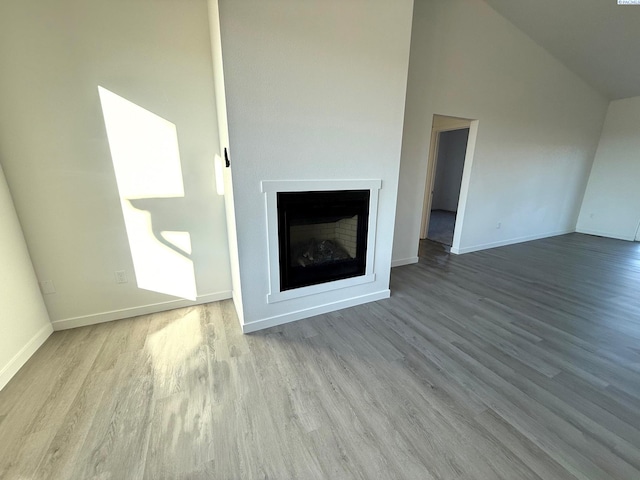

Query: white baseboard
[51,291,232,331]
[391,257,419,268]
[242,290,391,334]
[575,228,635,242]
[451,229,574,255]
[0,323,53,391]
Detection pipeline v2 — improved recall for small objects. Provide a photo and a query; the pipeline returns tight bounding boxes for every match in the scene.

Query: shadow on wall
[98,86,220,301]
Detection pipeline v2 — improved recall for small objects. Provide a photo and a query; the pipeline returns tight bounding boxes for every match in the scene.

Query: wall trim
[51,291,232,331]
[450,229,574,255]
[267,274,376,304]
[260,179,382,193]
[575,228,635,242]
[242,289,390,333]
[0,323,53,392]
[391,257,419,268]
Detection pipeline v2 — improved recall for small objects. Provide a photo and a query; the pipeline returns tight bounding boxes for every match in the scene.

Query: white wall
[393,0,608,258]
[218,0,414,329]
[0,0,232,329]
[0,165,52,391]
[432,128,469,212]
[577,96,640,241]
[208,0,245,323]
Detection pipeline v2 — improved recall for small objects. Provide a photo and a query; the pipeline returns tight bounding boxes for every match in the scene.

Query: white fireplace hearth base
[242,289,390,334]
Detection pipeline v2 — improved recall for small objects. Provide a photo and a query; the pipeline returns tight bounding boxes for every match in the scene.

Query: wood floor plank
[68,349,155,480]
[0,330,69,417]
[32,367,116,480]
[475,408,580,480]
[1,233,639,479]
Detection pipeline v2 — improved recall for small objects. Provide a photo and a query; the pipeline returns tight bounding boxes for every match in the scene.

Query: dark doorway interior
[427,128,469,246]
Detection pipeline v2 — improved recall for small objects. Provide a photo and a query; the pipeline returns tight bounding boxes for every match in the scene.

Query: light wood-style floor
[1,233,640,479]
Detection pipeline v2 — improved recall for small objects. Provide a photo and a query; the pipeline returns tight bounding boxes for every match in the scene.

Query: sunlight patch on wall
[98,86,197,301]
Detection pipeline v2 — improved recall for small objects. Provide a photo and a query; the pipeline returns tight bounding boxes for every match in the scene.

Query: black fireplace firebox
[277,190,370,291]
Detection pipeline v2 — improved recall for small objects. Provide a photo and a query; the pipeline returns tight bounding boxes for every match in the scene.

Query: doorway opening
[420,114,477,252]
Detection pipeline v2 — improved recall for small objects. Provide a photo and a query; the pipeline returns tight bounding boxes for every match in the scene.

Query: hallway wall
[432,128,469,212]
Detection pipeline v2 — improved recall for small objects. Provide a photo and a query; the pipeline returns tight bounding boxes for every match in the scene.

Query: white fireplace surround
[261,179,381,304]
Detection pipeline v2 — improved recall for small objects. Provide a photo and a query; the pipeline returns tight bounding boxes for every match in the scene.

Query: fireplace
[277,190,369,291]
[262,179,380,304]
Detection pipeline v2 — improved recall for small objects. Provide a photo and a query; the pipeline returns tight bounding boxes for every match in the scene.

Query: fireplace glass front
[277,190,369,291]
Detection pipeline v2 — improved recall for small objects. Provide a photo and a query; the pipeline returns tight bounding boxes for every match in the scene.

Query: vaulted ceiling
[483,0,640,100]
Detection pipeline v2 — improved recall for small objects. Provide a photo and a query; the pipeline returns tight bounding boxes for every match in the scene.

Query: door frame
[420,115,475,245]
